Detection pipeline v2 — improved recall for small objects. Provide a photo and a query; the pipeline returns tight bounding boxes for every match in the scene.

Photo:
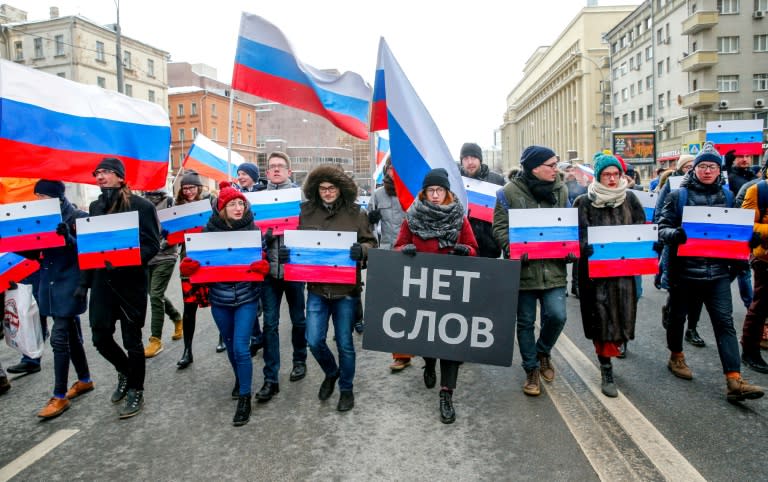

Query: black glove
[672,227,687,245]
[104,260,115,271]
[584,244,595,258]
[160,229,169,240]
[56,222,69,237]
[73,286,88,300]
[263,228,274,246]
[401,244,417,256]
[349,243,364,261]
[565,253,578,263]
[367,209,382,225]
[749,232,763,250]
[278,246,290,264]
[452,244,471,256]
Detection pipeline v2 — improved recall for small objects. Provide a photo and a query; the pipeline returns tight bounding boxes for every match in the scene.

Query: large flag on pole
[182,134,242,183]
[232,13,371,140]
[373,38,467,210]
[0,60,170,190]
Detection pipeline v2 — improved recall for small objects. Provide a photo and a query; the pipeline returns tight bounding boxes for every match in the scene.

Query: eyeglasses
[93,169,115,177]
[226,200,246,208]
[181,186,198,192]
[540,162,558,170]
[600,172,621,179]
[268,164,288,171]
[695,164,720,172]
[319,185,338,193]
[426,187,446,195]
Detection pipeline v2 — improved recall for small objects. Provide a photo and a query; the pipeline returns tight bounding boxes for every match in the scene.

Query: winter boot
[600,363,618,398]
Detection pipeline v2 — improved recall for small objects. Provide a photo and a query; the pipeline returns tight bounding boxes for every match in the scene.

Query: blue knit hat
[520,145,556,171]
[593,154,624,179]
[237,162,260,182]
[34,180,66,199]
[693,142,722,167]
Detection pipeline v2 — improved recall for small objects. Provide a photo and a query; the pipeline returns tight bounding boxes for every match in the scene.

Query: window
[191,103,197,115]
[717,0,739,14]
[658,94,665,110]
[177,104,184,117]
[57,72,65,78]
[237,110,241,123]
[645,17,652,30]
[237,132,241,144]
[647,105,654,119]
[620,62,627,76]
[692,41,698,52]
[693,79,698,90]
[622,114,628,127]
[13,41,22,60]
[34,37,43,58]
[657,28,663,44]
[646,75,653,89]
[718,75,740,91]
[646,46,653,60]
[667,90,671,106]
[755,35,768,52]
[665,23,670,42]
[657,61,664,77]
[613,92,619,105]
[125,84,133,97]
[630,84,636,97]
[757,0,768,11]
[96,41,105,62]
[55,35,64,56]
[717,36,740,54]
[147,59,155,77]
[211,104,217,117]
[123,51,132,70]
[631,111,636,124]
[613,68,619,80]
[622,88,629,101]
[179,128,185,142]
[638,80,643,93]
[97,76,106,88]
[611,42,618,54]
[247,112,251,124]
[212,127,217,140]
[148,90,155,103]
[755,111,768,128]
[755,73,768,91]
[629,57,635,70]
[636,53,642,68]
[666,57,670,73]
[639,108,644,121]
[191,127,198,138]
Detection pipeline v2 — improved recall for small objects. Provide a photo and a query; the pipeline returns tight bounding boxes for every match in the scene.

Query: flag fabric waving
[373,38,467,211]
[370,67,387,132]
[182,134,242,183]
[0,60,170,190]
[232,13,371,140]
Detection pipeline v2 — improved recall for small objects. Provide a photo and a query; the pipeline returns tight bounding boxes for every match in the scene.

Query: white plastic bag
[3,284,44,359]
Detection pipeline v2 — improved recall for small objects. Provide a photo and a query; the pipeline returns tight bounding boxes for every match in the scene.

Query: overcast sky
[26,0,641,155]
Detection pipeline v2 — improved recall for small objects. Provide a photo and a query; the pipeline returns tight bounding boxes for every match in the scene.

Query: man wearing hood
[458,142,504,259]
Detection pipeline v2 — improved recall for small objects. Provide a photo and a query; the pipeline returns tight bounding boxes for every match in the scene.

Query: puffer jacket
[369,186,405,250]
[459,163,505,258]
[743,180,768,262]
[658,172,733,282]
[263,179,301,278]
[492,174,569,290]
[299,165,377,299]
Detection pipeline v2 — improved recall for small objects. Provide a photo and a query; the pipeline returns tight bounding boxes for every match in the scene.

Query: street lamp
[572,52,609,150]
[113,0,124,94]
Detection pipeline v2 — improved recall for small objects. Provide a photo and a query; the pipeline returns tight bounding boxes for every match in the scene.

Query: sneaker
[111,373,129,403]
[685,329,706,347]
[537,353,554,382]
[171,319,183,341]
[668,355,693,380]
[0,376,10,396]
[38,397,71,419]
[119,389,144,419]
[144,336,163,358]
[66,380,94,400]
[726,377,765,402]
[523,368,541,396]
[389,358,411,372]
[337,390,354,412]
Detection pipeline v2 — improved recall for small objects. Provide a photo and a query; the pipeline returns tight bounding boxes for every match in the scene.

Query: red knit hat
[614,155,627,173]
[217,181,247,211]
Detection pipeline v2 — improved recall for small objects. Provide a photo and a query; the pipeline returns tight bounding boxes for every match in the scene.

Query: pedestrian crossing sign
[688,143,701,155]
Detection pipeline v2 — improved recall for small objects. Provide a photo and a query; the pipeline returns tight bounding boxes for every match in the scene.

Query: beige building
[500,5,638,170]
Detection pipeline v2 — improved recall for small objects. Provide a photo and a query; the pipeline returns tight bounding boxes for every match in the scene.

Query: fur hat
[520,145,556,171]
[460,143,483,162]
[237,162,260,182]
[216,181,247,211]
[180,169,203,187]
[693,142,722,167]
[94,157,125,179]
[34,180,65,199]
[676,154,695,171]
[421,168,450,191]
[593,154,624,179]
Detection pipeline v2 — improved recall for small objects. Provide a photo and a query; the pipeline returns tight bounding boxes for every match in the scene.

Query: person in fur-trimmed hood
[285,164,377,412]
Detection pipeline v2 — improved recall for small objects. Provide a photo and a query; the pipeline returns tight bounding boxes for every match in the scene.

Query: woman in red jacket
[393,168,478,424]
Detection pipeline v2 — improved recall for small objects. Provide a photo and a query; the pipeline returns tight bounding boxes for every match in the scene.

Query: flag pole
[226,89,236,183]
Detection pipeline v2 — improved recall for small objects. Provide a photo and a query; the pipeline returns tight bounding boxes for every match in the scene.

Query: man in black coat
[78,157,160,419]
[458,142,504,258]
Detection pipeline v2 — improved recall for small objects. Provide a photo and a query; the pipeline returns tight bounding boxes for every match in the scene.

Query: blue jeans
[516,287,567,372]
[737,269,753,309]
[251,298,263,346]
[51,316,90,397]
[261,276,307,383]
[305,293,356,391]
[211,301,258,396]
[667,277,741,373]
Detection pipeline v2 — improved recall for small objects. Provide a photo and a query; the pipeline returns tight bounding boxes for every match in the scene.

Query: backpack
[758,181,768,219]
[676,186,734,215]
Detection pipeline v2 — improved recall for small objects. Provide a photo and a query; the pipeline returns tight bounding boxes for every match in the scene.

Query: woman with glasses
[394,168,478,424]
[573,154,645,397]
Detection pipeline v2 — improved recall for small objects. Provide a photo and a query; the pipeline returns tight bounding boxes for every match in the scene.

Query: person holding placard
[573,155,646,398]
[458,142,504,259]
[394,168,478,424]
[658,143,764,402]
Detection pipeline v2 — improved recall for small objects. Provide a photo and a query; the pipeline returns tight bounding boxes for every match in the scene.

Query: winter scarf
[587,177,629,208]
[522,170,557,205]
[405,198,464,249]
[206,208,255,232]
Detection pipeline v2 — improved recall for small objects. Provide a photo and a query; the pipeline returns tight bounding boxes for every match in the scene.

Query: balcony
[681,89,719,109]
[681,50,718,72]
[681,11,719,35]
[681,129,706,146]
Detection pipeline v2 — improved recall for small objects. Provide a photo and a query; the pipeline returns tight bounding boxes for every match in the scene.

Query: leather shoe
[216,336,226,353]
[337,390,354,412]
[176,349,193,369]
[423,365,437,389]
[318,373,339,401]
[685,328,706,347]
[7,361,41,374]
[742,352,768,374]
[255,382,279,402]
[250,340,263,357]
[289,362,306,382]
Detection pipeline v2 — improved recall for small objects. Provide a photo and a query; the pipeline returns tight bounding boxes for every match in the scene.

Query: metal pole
[114,0,124,94]
[227,90,235,182]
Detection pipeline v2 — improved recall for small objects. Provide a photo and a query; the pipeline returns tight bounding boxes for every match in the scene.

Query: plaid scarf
[405,198,464,249]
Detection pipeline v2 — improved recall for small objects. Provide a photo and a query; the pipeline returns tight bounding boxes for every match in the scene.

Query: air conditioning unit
[756,98,766,108]
[719,100,729,109]
[754,10,765,18]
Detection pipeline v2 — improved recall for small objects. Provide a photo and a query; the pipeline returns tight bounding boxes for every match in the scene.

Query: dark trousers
[90,297,146,391]
[149,261,181,338]
[261,276,307,383]
[50,316,90,397]
[424,358,460,390]
[743,259,768,353]
[667,277,741,373]
[182,302,198,349]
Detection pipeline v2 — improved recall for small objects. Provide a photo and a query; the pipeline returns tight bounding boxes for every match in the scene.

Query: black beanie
[180,169,203,186]
[94,157,126,179]
[460,142,483,162]
[520,145,556,172]
[237,162,260,182]
[34,180,65,199]
[421,168,450,191]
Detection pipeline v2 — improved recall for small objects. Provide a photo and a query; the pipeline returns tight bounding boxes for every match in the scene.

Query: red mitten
[180,257,201,277]
[249,259,270,275]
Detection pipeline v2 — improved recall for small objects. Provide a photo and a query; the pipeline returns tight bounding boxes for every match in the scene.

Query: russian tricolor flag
[76,211,141,270]
[0,60,170,190]
[244,188,301,235]
[587,224,659,278]
[0,252,39,292]
[232,13,371,140]
[373,38,467,211]
[678,206,753,260]
[182,134,242,183]
[185,231,263,283]
[370,67,387,132]
[462,177,498,223]
[283,230,357,284]
[705,120,763,156]
[508,208,579,260]
[157,199,212,246]
[0,198,64,252]
[632,191,657,223]
[575,164,594,183]
[372,135,390,185]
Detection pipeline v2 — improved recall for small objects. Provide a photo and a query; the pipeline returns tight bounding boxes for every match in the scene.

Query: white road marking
[0,429,79,481]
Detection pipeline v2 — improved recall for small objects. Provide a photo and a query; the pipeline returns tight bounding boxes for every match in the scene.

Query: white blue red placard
[705,120,763,156]
[667,176,683,191]
[632,191,657,222]
[157,200,212,246]
[0,252,39,292]
[678,206,753,260]
[283,230,357,284]
[244,188,301,236]
[587,224,659,278]
[185,231,263,283]
[76,211,140,270]
[463,176,499,223]
[0,198,64,252]
[507,208,579,260]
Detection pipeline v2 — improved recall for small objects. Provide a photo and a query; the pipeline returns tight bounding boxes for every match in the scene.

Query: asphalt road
[1,269,766,481]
